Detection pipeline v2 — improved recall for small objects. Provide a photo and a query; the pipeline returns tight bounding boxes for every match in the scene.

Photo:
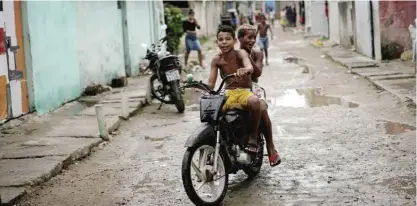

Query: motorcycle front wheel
[182,143,228,206]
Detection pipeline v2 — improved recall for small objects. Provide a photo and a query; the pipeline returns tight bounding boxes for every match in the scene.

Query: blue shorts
[257,37,269,50]
[185,33,201,51]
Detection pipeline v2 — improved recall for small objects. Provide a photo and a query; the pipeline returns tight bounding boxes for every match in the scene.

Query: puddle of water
[272,88,359,108]
[183,89,203,106]
[384,121,416,135]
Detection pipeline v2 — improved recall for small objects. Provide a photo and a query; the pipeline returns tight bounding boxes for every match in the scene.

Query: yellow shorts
[223,89,254,111]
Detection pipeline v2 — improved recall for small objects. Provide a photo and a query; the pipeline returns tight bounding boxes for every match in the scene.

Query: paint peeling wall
[76,1,126,90]
[23,1,80,115]
[379,1,416,51]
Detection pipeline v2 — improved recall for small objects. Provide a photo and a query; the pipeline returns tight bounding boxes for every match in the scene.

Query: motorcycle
[141,25,185,113]
[181,73,266,205]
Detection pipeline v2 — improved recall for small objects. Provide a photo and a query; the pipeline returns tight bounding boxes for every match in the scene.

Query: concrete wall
[354,0,373,58]
[124,1,164,76]
[22,1,162,114]
[23,1,81,115]
[328,1,340,44]
[190,1,222,37]
[338,2,355,48]
[307,1,328,37]
[379,1,416,56]
[76,1,126,90]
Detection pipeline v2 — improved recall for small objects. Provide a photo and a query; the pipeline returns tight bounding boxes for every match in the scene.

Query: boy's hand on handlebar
[237,68,251,77]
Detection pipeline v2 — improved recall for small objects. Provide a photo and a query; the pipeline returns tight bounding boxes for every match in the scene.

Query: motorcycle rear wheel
[182,143,228,206]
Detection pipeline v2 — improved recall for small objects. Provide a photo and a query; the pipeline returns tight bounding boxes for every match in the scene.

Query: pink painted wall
[379,1,416,50]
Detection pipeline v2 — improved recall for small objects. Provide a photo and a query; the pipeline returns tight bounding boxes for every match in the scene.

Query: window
[0,1,3,12]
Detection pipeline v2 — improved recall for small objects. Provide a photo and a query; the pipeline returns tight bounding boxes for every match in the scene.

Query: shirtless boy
[238,24,281,166]
[208,25,261,153]
[256,14,273,66]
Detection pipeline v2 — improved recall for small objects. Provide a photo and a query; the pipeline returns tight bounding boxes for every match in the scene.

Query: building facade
[0,0,165,120]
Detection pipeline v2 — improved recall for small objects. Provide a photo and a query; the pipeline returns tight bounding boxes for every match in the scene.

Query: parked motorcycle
[180,74,265,205]
[141,25,185,113]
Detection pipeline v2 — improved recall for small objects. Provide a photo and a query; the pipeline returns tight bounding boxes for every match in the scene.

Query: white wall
[338,2,355,47]
[76,1,126,89]
[191,1,222,37]
[309,1,328,37]
[354,0,373,58]
[329,1,340,44]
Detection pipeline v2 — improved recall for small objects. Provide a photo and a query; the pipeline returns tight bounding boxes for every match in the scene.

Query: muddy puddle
[271,88,359,108]
[383,121,416,135]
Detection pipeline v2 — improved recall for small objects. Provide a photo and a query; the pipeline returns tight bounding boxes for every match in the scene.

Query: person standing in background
[269,10,275,28]
[183,9,204,69]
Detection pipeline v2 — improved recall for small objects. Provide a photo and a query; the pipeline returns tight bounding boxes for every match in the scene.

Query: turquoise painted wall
[76,1,126,89]
[24,1,80,115]
[125,1,153,76]
[22,1,161,115]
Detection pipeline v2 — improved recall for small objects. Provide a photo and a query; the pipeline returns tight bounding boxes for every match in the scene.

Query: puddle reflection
[272,88,359,108]
[384,121,416,135]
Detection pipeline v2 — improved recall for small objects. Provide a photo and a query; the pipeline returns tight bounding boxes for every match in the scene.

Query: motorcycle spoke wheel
[189,145,226,203]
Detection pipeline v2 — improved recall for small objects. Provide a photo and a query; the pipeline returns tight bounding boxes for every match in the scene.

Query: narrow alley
[16,26,416,206]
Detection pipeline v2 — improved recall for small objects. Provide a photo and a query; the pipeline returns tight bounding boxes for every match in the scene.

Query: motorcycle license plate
[165,69,180,82]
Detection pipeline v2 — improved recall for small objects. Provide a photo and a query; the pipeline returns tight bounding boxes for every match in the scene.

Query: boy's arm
[251,51,264,77]
[268,25,274,39]
[208,56,219,89]
[237,50,254,76]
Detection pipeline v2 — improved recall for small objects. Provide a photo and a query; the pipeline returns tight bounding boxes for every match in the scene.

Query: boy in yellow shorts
[208,25,263,154]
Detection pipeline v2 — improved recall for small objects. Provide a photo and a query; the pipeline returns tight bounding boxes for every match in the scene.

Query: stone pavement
[0,76,149,205]
[312,39,416,105]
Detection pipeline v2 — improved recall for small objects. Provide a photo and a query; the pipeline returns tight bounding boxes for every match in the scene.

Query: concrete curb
[313,42,416,106]
[0,98,149,205]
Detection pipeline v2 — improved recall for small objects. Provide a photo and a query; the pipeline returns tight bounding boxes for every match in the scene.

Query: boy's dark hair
[189,9,194,15]
[237,24,256,38]
[217,25,235,39]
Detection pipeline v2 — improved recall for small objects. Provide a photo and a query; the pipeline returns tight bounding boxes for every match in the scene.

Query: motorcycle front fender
[184,123,215,148]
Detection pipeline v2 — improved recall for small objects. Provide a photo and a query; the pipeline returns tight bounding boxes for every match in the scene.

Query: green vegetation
[165,5,184,54]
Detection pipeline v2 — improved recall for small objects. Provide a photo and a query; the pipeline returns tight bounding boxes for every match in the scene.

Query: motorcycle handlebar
[182,73,237,94]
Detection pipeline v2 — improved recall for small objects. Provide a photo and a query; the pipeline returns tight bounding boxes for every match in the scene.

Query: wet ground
[18,27,416,205]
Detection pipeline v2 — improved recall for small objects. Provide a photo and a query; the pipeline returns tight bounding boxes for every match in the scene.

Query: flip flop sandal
[244,143,259,154]
[269,150,281,167]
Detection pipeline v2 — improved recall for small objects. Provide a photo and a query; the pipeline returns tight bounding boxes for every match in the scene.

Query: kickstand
[158,102,164,110]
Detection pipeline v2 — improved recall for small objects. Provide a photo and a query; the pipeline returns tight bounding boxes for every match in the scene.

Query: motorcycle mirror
[160,24,167,31]
[141,43,148,48]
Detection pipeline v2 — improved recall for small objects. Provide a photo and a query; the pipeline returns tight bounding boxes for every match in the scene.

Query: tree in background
[164,5,184,54]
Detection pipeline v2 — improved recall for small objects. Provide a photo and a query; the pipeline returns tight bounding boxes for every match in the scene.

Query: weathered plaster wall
[309,1,328,37]
[24,1,80,115]
[191,1,222,37]
[379,1,416,59]
[76,1,125,90]
[338,2,355,48]
[354,0,373,58]
[328,1,340,44]
[124,1,152,76]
